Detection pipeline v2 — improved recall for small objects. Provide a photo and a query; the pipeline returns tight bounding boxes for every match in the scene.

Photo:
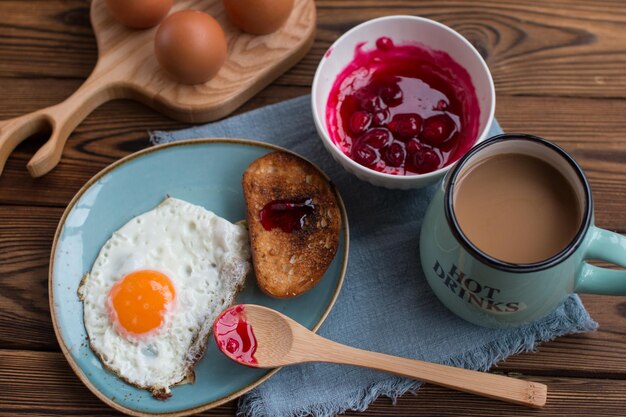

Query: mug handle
[576,226,626,294]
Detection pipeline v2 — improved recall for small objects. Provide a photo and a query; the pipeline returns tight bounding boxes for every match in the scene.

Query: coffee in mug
[453,153,582,264]
[420,134,626,327]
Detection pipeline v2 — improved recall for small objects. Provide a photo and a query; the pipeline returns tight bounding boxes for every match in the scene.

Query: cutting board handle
[0,68,122,177]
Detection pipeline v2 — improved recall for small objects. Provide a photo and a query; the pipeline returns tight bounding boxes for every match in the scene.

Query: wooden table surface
[1,1,626,416]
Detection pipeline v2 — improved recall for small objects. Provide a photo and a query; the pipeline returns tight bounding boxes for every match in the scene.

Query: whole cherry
[421,114,456,146]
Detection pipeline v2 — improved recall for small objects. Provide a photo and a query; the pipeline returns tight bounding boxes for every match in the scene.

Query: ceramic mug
[420,134,626,328]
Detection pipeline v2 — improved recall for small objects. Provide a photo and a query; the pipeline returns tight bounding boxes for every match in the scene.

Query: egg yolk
[108,270,175,336]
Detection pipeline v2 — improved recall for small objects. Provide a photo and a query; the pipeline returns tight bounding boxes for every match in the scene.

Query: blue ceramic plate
[49,139,348,416]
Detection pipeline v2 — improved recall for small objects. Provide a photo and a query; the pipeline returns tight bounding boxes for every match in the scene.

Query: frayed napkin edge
[149,131,173,145]
[237,295,597,417]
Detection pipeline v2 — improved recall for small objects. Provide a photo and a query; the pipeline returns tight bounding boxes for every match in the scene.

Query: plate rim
[48,138,350,416]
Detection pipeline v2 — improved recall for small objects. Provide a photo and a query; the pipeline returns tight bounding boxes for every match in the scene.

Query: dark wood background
[1,1,625,416]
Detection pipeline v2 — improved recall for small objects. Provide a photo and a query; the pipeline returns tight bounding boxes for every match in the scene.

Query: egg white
[79,197,250,397]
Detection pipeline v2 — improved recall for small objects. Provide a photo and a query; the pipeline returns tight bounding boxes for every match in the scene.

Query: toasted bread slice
[243,152,341,298]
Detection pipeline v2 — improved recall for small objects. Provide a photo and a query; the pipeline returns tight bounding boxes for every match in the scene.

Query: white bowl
[311,15,495,189]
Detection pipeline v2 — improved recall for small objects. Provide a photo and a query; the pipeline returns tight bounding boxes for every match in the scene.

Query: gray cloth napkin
[151,95,597,417]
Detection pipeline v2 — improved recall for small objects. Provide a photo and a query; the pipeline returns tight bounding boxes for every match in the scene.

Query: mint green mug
[420,134,626,328]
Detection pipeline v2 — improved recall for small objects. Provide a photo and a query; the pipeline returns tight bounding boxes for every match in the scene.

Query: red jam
[259,198,315,233]
[326,37,480,175]
[213,305,258,366]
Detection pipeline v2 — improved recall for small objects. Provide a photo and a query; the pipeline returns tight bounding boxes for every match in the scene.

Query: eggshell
[105,0,172,29]
[223,0,294,35]
[154,10,228,85]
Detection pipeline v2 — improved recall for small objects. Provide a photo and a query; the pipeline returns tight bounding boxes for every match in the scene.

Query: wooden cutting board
[0,0,316,177]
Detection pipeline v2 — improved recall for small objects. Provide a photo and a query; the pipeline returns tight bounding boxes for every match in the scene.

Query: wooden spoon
[214,304,547,408]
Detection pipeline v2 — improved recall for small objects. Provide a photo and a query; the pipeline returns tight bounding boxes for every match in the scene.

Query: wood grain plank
[2,349,626,417]
[298,0,626,97]
[1,94,625,232]
[496,294,626,378]
[346,376,626,416]
[0,1,96,79]
[0,205,62,351]
[5,1,626,98]
[0,349,237,416]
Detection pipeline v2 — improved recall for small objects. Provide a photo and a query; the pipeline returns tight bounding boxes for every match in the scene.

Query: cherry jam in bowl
[312,15,495,189]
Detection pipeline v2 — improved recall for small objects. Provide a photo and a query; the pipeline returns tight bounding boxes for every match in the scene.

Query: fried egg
[78,197,250,398]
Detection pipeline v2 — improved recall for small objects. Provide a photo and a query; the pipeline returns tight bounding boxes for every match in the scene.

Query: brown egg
[223,0,294,35]
[105,0,172,29]
[154,10,228,85]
